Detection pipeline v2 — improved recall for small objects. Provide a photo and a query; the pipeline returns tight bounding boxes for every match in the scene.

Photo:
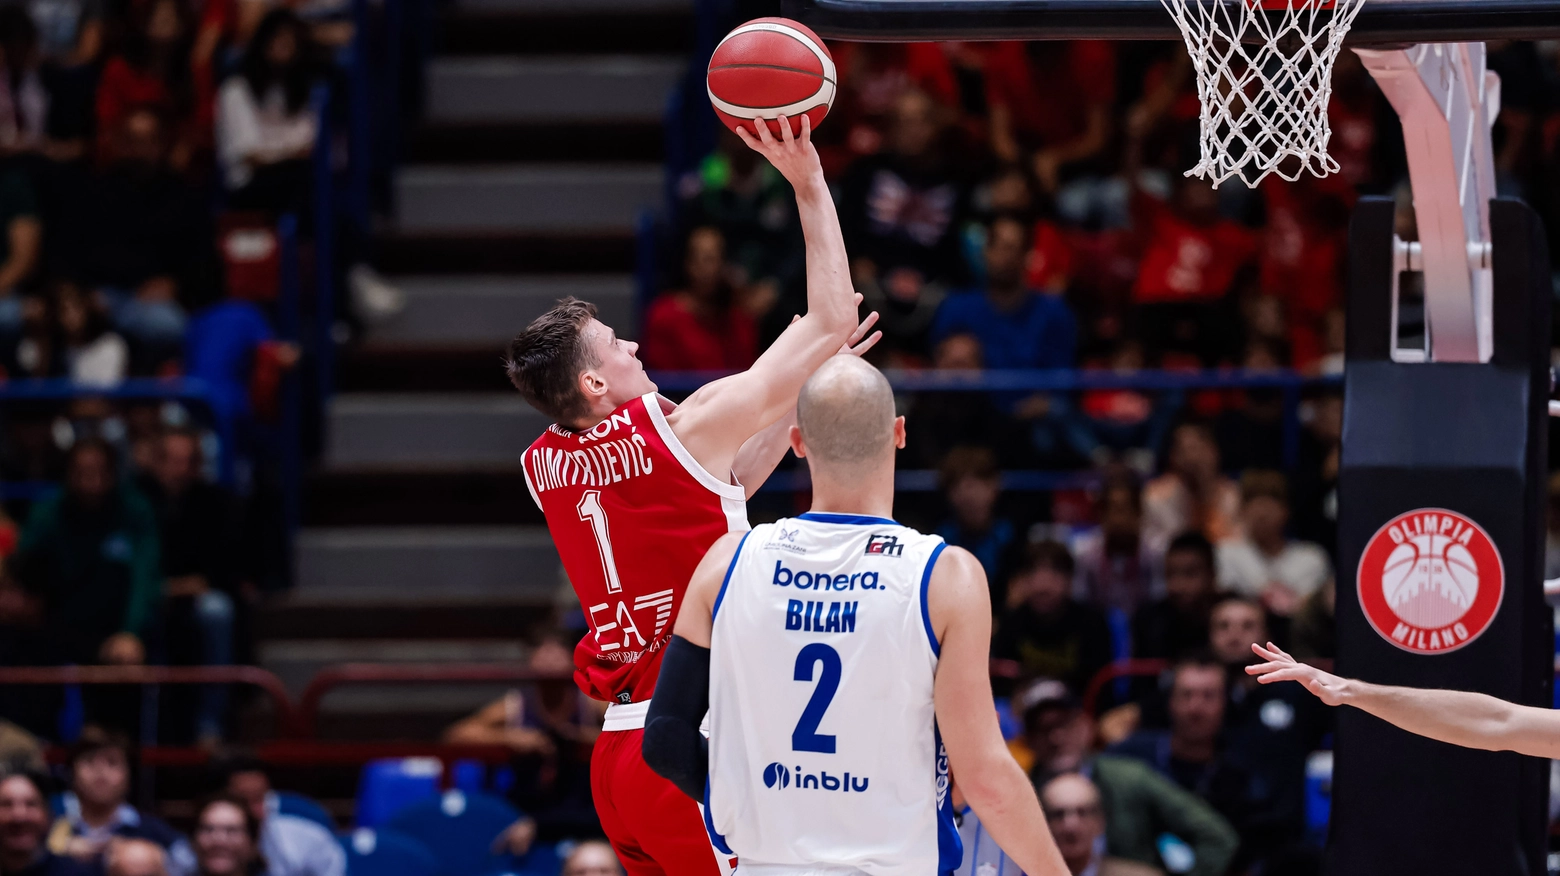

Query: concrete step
[295,525,564,596]
[426,56,682,125]
[406,122,662,163]
[305,468,543,527]
[395,164,662,234]
[365,274,635,346]
[437,12,689,57]
[370,231,636,275]
[325,394,549,468]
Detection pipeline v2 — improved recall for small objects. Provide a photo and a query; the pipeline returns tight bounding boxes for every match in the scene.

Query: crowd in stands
[0,0,342,750]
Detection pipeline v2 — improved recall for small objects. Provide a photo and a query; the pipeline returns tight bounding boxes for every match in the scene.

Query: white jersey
[706,512,962,875]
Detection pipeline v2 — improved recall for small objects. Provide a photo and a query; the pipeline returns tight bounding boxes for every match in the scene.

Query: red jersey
[523,393,748,707]
[1132,196,1260,305]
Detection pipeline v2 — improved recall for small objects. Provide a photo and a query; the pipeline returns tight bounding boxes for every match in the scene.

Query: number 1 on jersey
[793,643,841,753]
[576,490,623,593]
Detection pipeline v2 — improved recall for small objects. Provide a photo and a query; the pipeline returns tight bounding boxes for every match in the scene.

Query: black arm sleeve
[642,635,711,802]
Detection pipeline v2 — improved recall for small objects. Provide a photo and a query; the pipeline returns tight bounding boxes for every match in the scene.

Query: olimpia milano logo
[763,762,870,793]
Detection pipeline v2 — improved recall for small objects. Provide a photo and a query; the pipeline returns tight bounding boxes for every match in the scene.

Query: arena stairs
[254,0,686,752]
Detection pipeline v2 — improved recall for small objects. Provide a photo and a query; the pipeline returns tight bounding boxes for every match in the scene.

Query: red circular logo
[1356,508,1504,654]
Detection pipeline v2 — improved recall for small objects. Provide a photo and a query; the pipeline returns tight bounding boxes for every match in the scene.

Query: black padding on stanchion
[1328,199,1551,876]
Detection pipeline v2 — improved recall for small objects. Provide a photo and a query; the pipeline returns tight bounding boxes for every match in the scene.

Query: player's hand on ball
[737,113,822,189]
[1246,642,1349,706]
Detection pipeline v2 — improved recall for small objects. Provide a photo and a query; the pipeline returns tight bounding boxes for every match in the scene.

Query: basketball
[707,17,835,139]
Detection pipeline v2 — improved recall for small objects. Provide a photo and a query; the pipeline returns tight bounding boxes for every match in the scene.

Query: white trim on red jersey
[521,450,544,510]
[641,392,751,532]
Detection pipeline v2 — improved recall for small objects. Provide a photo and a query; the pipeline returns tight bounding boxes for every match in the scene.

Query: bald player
[644,356,1070,876]
[1248,641,1560,757]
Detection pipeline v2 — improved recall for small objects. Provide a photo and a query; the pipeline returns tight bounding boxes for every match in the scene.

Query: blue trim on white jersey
[920,542,948,657]
[703,777,733,856]
[934,724,963,873]
[797,512,898,526]
[710,531,751,622]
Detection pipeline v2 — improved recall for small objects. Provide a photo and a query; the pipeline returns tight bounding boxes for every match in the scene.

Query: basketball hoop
[1158,0,1367,187]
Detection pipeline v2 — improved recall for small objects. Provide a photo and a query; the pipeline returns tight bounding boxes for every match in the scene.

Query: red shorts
[591,727,733,876]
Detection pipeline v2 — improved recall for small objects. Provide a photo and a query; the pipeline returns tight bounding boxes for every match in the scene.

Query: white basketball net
[1159,0,1368,187]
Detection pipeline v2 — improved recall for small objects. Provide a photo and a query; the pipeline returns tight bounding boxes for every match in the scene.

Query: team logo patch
[865,533,904,557]
[1356,508,1503,654]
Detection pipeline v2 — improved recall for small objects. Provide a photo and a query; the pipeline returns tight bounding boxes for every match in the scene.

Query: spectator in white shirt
[1215,471,1330,616]
[215,9,315,216]
[217,754,343,876]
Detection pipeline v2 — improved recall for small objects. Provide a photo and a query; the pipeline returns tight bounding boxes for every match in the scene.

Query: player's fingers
[1267,641,1297,662]
[1250,642,1284,663]
[851,310,881,341]
[850,330,883,357]
[852,292,864,306]
[736,126,759,150]
[790,314,801,325]
[754,117,774,145]
[800,112,812,143]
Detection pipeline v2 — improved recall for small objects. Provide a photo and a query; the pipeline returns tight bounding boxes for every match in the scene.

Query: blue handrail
[0,379,235,485]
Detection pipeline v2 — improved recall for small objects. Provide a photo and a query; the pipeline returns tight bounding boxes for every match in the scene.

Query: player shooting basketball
[505,111,878,876]
[1248,642,1560,758]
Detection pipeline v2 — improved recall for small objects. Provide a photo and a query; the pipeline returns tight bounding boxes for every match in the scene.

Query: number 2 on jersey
[792,643,841,753]
[576,490,623,593]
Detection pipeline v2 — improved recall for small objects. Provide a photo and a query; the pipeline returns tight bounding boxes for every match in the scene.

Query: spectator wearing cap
[1037,773,1164,876]
[1208,596,1328,859]
[934,447,1022,608]
[1131,532,1219,664]
[216,756,342,876]
[1215,471,1330,616]
[188,797,261,876]
[559,842,620,876]
[103,842,165,876]
[1018,682,1237,876]
[1107,654,1265,867]
[0,772,96,876]
[991,542,1113,698]
[47,729,194,874]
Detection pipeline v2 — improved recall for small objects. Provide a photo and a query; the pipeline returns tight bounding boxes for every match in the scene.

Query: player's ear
[578,367,608,403]
[893,416,906,450]
[789,425,807,458]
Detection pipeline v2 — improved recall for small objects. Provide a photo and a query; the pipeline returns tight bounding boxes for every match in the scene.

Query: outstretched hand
[789,294,882,359]
[736,114,823,190]
[1245,641,1351,707]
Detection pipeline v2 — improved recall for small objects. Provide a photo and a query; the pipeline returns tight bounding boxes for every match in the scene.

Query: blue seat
[275,791,336,832]
[342,828,439,876]
[355,758,443,829]
[385,790,523,876]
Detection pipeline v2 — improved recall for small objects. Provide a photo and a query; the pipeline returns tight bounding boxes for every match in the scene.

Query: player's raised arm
[667,115,864,476]
[1247,642,1560,758]
[928,547,1070,876]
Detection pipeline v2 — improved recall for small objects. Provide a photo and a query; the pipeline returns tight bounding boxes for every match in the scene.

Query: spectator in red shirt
[95,0,211,173]
[641,226,758,372]
[1129,148,1258,364]
[987,41,1120,225]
